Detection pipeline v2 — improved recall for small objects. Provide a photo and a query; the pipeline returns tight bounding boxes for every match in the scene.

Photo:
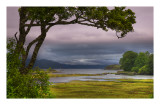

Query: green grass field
[50,79,153,98]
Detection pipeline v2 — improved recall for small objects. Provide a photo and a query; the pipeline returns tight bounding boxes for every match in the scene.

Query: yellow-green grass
[48,72,111,77]
[50,79,153,98]
[116,71,136,75]
[31,69,60,74]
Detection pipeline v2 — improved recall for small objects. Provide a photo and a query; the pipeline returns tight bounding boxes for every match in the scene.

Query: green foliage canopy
[134,52,149,68]
[21,7,136,38]
[119,51,153,75]
[119,51,138,71]
[146,54,153,75]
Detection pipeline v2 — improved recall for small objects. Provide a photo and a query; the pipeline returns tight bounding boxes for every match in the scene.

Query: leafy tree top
[19,7,136,38]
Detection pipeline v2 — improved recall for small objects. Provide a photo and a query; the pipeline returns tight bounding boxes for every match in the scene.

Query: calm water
[49,69,153,83]
[54,69,120,74]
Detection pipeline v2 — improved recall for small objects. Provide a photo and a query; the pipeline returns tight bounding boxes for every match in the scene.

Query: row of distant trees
[119,51,153,75]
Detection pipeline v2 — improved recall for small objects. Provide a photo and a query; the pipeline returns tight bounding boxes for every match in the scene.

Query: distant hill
[26,59,107,69]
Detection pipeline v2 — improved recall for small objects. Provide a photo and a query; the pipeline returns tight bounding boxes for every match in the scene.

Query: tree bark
[15,7,34,74]
[26,24,47,71]
[14,7,28,74]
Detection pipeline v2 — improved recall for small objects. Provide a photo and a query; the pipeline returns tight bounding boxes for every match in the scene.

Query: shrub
[138,65,149,75]
[7,38,54,98]
[131,67,139,73]
[7,69,52,98]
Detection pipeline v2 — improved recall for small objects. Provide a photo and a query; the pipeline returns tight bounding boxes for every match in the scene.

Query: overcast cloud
[7,7,153,65]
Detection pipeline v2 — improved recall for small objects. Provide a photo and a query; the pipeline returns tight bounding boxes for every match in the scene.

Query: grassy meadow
[50,79,153,98]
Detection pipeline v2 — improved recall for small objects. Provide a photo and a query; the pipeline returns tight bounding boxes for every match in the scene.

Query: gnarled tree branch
[116,31,126,39]
[14,32,18,43]
[25,19,34,35]
[24,34,42,61]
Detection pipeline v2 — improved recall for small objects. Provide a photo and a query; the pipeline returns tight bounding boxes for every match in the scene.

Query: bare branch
[27,34,46,70]
[24,18,78,27]
[45,19,78,32]
[14,32,18,42]
[77,22,101,29]
[116,31,125,39]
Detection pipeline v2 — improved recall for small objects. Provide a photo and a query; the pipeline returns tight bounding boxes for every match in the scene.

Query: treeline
[119,51,153,75]
[105,64,121,70]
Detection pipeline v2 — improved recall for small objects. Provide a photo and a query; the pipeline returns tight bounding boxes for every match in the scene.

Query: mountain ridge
[26,59,108,69]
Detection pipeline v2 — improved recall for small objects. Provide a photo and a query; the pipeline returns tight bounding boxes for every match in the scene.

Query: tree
[132,52,153,75]
[119,51,138,71]
[146,54,153,75]
[138,65,149,75]
[120,51,153,75]
[134,52,149,69]
[13,7,136,74]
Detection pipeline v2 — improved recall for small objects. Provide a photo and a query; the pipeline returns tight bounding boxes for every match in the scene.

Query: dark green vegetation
[119,51,153,75]
[7,38,54,98]
[15,7,136,74]
[119,51,138,71]
[50,79,153,98]
[105,64,121,70]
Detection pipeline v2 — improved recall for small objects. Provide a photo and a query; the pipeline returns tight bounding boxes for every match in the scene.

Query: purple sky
[7,7,153,65]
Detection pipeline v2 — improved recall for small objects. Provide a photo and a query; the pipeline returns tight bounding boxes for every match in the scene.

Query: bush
[7,38,54,98]
[7,69,52,98]
[138,65,149,75]
[131,67,139,73]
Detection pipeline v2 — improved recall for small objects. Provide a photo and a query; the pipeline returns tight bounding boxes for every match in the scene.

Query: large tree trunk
[14,7,28,74]
[16,7,41,74]
[26,35,46,71]
[15,7,27,54]
[26,24,47,72]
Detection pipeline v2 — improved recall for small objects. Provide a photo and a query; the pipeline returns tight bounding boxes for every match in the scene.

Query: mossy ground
[50,79,153,98]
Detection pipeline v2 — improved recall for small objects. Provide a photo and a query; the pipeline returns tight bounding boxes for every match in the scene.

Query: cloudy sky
[7,7,153,65]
